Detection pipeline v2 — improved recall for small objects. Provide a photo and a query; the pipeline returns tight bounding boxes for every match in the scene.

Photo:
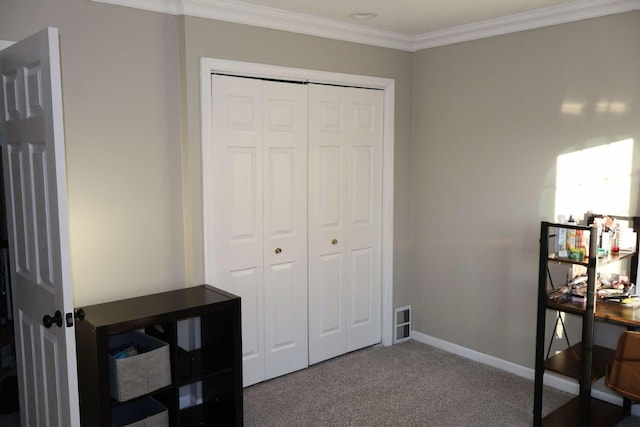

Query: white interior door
[208,75,308,386]
[262,81,308,381]
[308,84,383,364]
[210,75,265,386]
[0,28,79,426]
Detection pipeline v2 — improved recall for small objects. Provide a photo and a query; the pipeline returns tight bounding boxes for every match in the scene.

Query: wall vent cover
[394,305,411,343]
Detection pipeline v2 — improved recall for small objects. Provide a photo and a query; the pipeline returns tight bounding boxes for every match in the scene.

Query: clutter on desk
[547,286,571,304]
[549,214,639,308]
[547,268,637,307]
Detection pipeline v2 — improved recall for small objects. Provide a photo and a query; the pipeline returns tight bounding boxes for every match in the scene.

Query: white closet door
[308,84,383,364]
[210,75,265,386]
[262,81,308,380]
[209,75,308,386]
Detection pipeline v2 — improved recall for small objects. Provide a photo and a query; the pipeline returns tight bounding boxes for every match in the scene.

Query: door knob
[43,310,63,328]
[331,239,338,245]
[275,248,282,254]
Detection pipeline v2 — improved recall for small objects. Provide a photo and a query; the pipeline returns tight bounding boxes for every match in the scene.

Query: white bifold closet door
[307,84,383,365]
[209,74,308,387]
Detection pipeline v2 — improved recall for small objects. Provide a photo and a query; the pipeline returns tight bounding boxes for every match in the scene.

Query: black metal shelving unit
[533,215,640,427]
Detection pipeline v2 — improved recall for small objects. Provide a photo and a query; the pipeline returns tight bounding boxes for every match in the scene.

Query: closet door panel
[210,77,382,378]
[229,268,263,380]
[347,246,378,351]
[308,146,346,363]
[229,148,259,241]
[263,81,308,379]
[308,85,382,363]
[265,263,295,346]
[308,86,348,364]
[309,251,345,365]
[318,254,341,332]
[351,147,374,224]
[210,75,265,386]
[319,147,343,227]
[346,88,383,351]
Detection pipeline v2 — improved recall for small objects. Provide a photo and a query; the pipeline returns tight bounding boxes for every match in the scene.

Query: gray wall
[0,1,414,312]
[0,0,185,306]
[411,11,640,368]
[2,0,639,371]
[179,17,415,309]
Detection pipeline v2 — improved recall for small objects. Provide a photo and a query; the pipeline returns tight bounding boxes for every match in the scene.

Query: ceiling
[233,0,579,35]
[92,0,640,50]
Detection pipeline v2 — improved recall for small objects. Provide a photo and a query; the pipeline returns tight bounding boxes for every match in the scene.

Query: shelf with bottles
[547,250,636,267]
[549,214,638,264]
[545,214,638,309]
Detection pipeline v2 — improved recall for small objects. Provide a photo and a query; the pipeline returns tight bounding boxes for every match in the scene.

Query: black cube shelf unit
[75,284,242,427]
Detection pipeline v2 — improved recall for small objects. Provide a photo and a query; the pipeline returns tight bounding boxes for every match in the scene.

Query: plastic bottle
[567,215,577,251]
[583,230,590,258]
[611,224,620,253]
[601,226,611,255]
[555,215,568,257]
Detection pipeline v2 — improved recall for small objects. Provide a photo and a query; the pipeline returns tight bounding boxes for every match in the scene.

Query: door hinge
[67,308,86,328]
[65,312,73,327]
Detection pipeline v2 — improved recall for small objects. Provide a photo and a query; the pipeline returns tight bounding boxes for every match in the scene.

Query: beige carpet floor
[244,340,639,426]
[2,340,638,426]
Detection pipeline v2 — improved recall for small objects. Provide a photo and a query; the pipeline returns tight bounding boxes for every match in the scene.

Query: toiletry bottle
[567,215,577,251]
[601,225,611,255]
[555,215,567,257]
[611,224,620,253]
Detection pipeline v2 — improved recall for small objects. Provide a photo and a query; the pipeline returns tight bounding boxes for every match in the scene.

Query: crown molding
[182,0,414,50]
[413,0,640,50]
[0,40,15,50]
[90,0,414,50]
[89,0,640,51]
[90,0,183,14]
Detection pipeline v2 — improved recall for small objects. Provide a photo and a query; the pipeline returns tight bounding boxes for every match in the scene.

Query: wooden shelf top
[543,396,626,427]
[546,298,640,329]
[547,251,636,267]
[544,343,614,382]
[77,285,239,332]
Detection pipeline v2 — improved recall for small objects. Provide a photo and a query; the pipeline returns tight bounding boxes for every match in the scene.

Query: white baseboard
[411,330,639,416]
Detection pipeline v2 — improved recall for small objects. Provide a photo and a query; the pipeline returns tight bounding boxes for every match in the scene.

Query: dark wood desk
[540,298,639,427]
[546,299,640,329]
